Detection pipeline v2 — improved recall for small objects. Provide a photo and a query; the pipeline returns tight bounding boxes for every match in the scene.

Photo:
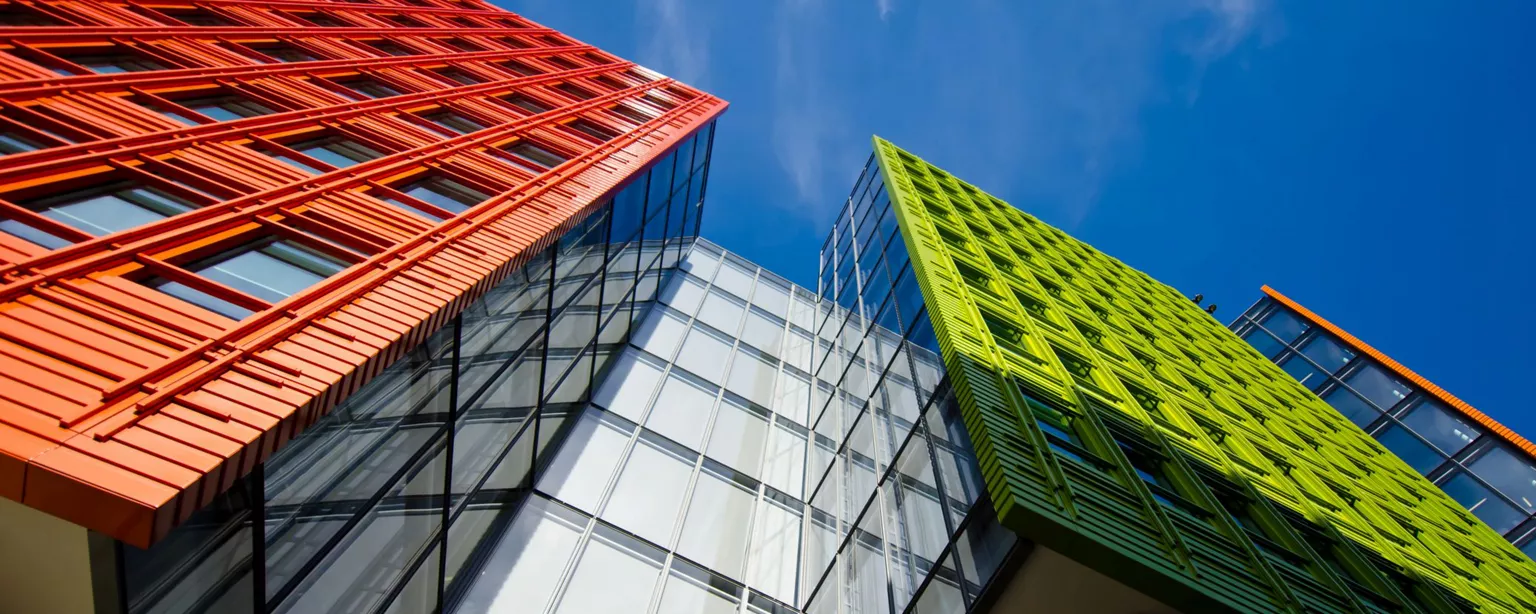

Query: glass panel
[1278,353,1327,390]
[1376,425,1445,475]
[741,310,786,356]
[645,372,719,450]
[772,371,811,427]
[1469,445,1536,513]
[675,326,734,384]
[658,559,740,614]
[762,421,806,498]
[195,240,346,303]
[783,329,815,374]
[895,435,948,564]
[1259,307,1309,344]
[707,399,769,478]
[790,296,817,331]
[1241,326,1287,360]
[713,260,755,299]
[660,273,708,315]
[1342,364,1412,412]
[1399,399,1480,456]
[726,349,778,409]
[1299,334,1355,374]
[1321,387,1380,427]
[537,408,634,512]
[752,279,791,317]
[629,307,691,359]
[36,184,197,236]
[603,433,696,546]
[747,494,801,604]
[676,463,757,579]
[910,552,965,614]
[954,512,1015,600]
[552,524,666,614]
[697,289,746,334]
[849,527,891,614]
[591,349,666,423]
[681,246,720,281]
[1440,472,1527,534]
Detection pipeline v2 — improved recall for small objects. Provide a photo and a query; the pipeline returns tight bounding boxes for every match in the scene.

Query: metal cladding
[0,0,725,547]
[871,137,1536,613]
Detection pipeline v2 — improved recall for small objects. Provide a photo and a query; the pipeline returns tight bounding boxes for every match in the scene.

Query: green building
[849,136,1536,613]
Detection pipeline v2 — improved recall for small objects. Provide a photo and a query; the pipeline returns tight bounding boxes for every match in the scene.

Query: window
[418,109,484,135]
[14,181,197,239]
[160,7,235,26]
[384,175,490,219]
[555,82,596,101]
[1399,399,1480,455]
[1341,364,1412,413]
[293,11,345,27]
[537,408,633,512]
[1439,472,1527,534]
[1376,425,1445,475]
[1468,445,1536,512]
[497,94,551,115]
[565,118,620,143]
[167,93,273,123]
[676,462,757,579]
[335,76,402,99]
[0,131,46,155]
[1278,353,1327,390]
[602,433,695,545]
[646,371,718,450]
[553,524,665,614]
[49,46,165,74]
[503,141,568,169]
[1258,307,1309,344]
[1321,387,1380,427]
[1299,334,1355,374]
[150,237,348,319]
[242,41,318,63]
[365,39,413,57]
[0,3,63,26]
[283,135,384,171]
[430,67,480,86]
[1026,393,1092,464]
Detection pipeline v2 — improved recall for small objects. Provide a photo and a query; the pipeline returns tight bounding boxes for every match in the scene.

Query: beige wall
[0,498,101,614]
[990,546,1180,614]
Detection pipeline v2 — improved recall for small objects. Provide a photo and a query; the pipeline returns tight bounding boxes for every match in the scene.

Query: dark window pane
[1377,425,1444,475]
[1278,353,1328,390]
[1399,400,1480,456]
[291,136,383,169]
[1342,364,1412,413]
[505,141,568,169]
[1469,445,1536,513]
[22,182,197,237]
[1322,387,1380,427]
[1440,472,1527,534]
[390,175,490,217]
[1258,307,1308,344]
[1242,326,1287,360]
[1299,334,1355,374]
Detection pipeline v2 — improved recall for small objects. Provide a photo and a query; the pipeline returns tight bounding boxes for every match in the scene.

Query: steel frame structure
[0,0,726,548]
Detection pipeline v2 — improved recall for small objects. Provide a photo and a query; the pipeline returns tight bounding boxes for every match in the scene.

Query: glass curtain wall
[1231,298,1536,560]
[117,121,716,614]
[802,156,1021,614]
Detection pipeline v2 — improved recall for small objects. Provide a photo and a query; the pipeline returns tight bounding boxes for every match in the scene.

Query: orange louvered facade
[0,0,725,547]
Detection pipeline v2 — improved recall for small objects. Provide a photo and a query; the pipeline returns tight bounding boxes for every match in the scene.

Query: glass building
[1231,287,1536,560]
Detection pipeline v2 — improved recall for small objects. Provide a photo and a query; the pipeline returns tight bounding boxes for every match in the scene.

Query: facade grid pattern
[1232,293,1536,561]
[869,136,1536,613]
[0,0,726,547]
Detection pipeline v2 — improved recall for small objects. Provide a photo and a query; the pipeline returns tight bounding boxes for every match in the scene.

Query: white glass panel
[677,467,757,579]
[747,497,801,604]
[454,498,585,614]
[660,274,708,315]
[783,329,815,374]
[707,400,768,478]
[680,247,720,281]
[726,349,778,409]
[712,261,755,299]
[537,409,633,512]
[603,435,695,546]
[657,563,739,614]
[789,297,816,331]
[761,422,806,498]
[675,326,733,384]
[645,373,718,450]
[591,350,665,423]
[553,525,665,614]
[750,279,791,317]
[740,311,785,356]
[772,371,811,426]
[697,289,746,334]
[633,308,689,360]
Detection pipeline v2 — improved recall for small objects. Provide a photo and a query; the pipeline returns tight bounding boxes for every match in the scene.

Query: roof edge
[1260,285,1536,458]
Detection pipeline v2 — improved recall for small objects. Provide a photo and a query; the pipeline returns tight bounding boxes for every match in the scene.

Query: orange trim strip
[1261,285,1536,458]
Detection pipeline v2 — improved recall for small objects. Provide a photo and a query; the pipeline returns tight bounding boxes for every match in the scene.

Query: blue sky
[502,1,1536,436]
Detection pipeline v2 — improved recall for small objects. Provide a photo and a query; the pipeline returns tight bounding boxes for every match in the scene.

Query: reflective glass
[677,464,757,579]
[747,495,801,603]
[537,408,634,512]
[1321,387,1381,427]
[603,434,696,545]
[752,278,792,317]
[660,273,708,315]
[1300,334,1355,374]
[1376,425,1445,475]
[675,326,734,384]
[741,310,786,356]
[1400,399,1480,455]
[1279,353,1328,390]
[591,349,666,422]
[553,524,666,614]
[1440,472,1527,534]
[658,560,740,614]
[34,184,197,237]
[1469,445,1536,512]
[1342,364,1412,412]
[726,349,778,409]
[761,421,806,498]
[632,307,689,360]
[707,399,769,478]
[682,245,721,281]
[452,498,585,614]
[1242,326,1287,360]
[713,260,755,298]
[772,371,811,426]
[1259,307,1309,344]
[698,289,747,334]
[646,372,719,450]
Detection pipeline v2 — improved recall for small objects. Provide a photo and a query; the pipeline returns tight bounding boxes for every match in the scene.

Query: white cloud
[637,0,709,84]
[877,0,894,21]
[768,0,860,224]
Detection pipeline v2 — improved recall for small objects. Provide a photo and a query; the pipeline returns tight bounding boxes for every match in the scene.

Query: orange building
[0,1,724,611]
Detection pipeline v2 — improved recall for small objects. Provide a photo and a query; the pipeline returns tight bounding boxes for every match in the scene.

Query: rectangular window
[365,39,413,57]
[384,174,490,218]
[1399,399,1480,455]
[565,118,620,143]
[0,131,46,155]
[169,93,273,123]
[16,181,198,238]
[503,141,569,169]
[1376,425,1445,475]
[430,67,480,86]
[283,135,384,171]
[49,46,165,74]
[241,41,319,63]
[418,109,485,135]
[149,237,348,319]
[1468,445,1536,513]
[1439,472,1526,534]
[335,76,402,100]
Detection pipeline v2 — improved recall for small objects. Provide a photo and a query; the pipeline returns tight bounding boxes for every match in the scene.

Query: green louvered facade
[870,137,1536,613]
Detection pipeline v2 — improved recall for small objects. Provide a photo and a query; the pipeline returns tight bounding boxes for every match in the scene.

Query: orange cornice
[1261,285,1536,458]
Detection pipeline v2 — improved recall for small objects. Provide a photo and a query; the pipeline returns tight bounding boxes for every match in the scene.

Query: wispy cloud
[636,0,709,84]
[876,0,894,21]
[768,0,860,225]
